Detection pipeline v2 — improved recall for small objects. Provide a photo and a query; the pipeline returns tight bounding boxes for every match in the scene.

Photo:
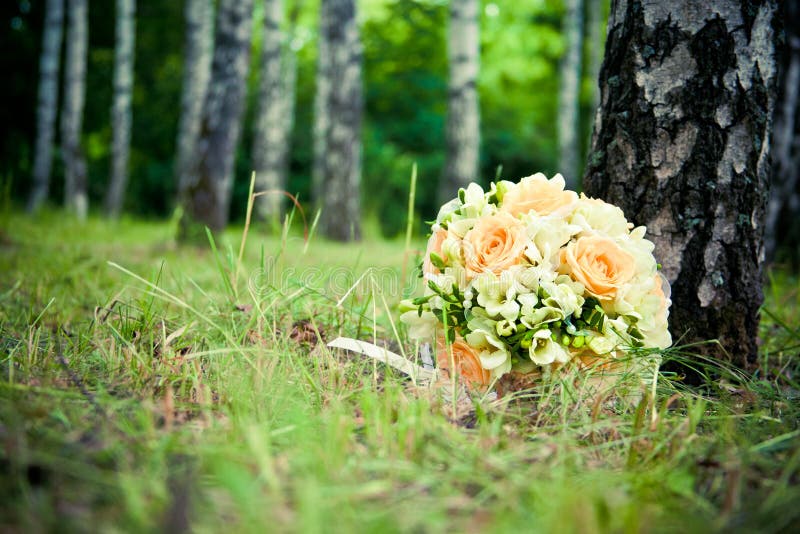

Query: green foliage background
[0,0,605,236]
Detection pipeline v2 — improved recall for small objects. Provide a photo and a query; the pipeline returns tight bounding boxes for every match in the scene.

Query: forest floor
[1,211,799,533]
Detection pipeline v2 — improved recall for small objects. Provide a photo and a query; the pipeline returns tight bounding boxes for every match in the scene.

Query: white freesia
[447,217,476,238]
[519,301,563,330]
[472,271,521,322]
[400,310,437,340]
[540,277,585,317]
[436,198,462,224]
[460,183,491,218]
[440,235,465,267]
[427,263,468,295]
[465,327,512,375]
[523,213,580,266]
[587,317,630,355]
[529,330,571,365]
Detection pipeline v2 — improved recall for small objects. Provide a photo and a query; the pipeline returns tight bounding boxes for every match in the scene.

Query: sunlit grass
[1,211,798,532]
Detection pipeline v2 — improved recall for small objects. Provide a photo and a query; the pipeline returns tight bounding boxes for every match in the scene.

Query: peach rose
[437,336,491,388]
[562,235,635,299]
[422,227,448,277]
[463,212,527,279]
[501,173,578,217]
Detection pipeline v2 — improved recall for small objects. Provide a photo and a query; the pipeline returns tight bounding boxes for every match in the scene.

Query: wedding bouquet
[400,173,671,390]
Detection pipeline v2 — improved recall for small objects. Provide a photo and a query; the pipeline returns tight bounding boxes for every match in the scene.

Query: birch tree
[178,0,254,239]
[311,0,331,208]
[105,0,136,217]
[558,0,584,190]
[765,0,800,264]
[175,0,214,207]
[586,0,605,124]
[584,0,779,367]
[28,0,64,213]
[61,0,89,219]
[439,0,480,204]
[252,0,298,222]
[319,0,363,241]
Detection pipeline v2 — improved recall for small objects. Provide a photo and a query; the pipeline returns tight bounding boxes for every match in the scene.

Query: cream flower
[460,182,492,218]
[436,198,462,224]
[529,329,571,366]
[523,213,580,266]
[500,173,578,217]
[400,309,437,340]
[570,194,632,237]
[586,317,629,355]
[472,271,521,322]
[540,276,585,318]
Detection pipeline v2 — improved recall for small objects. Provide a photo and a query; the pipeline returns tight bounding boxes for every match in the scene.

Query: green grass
[1,211,799,533]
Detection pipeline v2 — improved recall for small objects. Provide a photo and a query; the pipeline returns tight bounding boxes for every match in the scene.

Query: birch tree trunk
[281,2,299,189]
[584,0,778,368]
[61,0,89,220]
[558,0,584,190]
[252,0,289,222]
[586,0,605,124]
[439,0,480,204]
[28,0,64,213]
[178,0,254,240]
[105,0,136,217]
[311,0,331,208]
[765,1,800,265]
[175,0,214,208]
[319,0,362,241]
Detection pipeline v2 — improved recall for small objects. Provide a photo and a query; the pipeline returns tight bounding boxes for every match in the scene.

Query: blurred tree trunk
[105,0,136,218]
[311,0,331,209]
[584,0,778,369]
[28,0,64,213]
[319,0,363,241]
[252,0,298,223]
[178,0,254,240]
[281,3,299,195]
[558,0,584,190]
[439,0,480,204]
[766,1,800,266]
[175,0,214,213]
[586,0,605,121]
[61,0,89,220]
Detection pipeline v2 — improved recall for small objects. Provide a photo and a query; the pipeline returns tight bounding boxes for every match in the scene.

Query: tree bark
[175,0,214,213]
[61,0,89,220]
[558,0,584,191]
[319,0,363,241]
[28,0,64,213]
[311,0,331,209]
[179,0,254,240]
[439,0,480,204]
[105,0,136,217]
[584,0,779,368]
[252,0,295,223]
[765,1,800,266]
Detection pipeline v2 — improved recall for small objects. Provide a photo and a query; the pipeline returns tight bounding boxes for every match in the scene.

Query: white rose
[570,194,633,238]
